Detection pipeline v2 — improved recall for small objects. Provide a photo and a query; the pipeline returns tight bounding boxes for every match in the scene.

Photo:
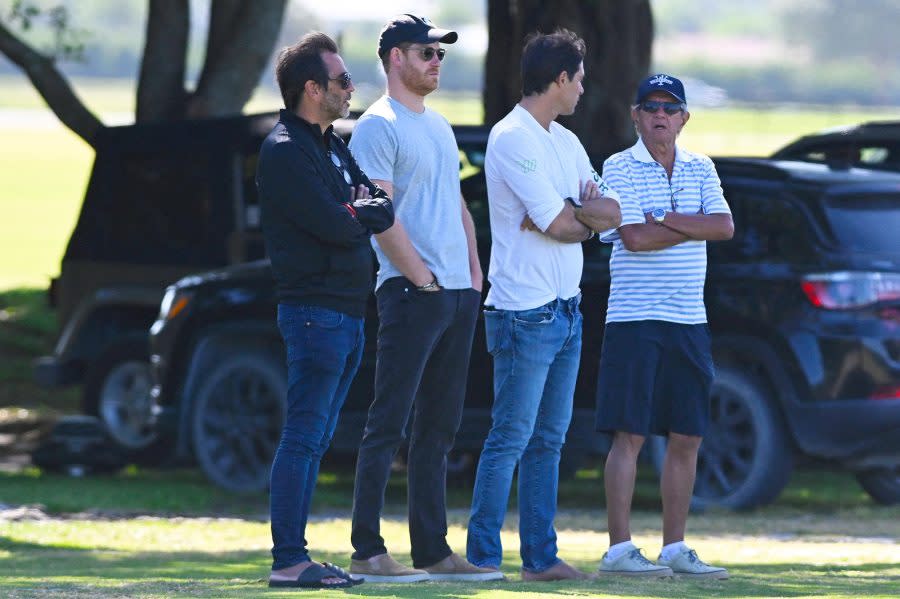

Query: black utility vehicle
[32,113,315,454]
[772,120,900,172]
[148,145,900,508]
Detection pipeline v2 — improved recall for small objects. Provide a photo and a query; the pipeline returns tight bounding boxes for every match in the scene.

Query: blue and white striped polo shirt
[600,139,730,324]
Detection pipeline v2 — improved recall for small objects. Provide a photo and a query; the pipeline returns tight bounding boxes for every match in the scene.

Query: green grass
[2,503,898,598]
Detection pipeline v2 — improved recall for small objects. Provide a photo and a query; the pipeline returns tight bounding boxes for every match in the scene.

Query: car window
[459,143,490,245]
[78,149,229,266]
[824,193,900,252]
[781,141,900,171]
[713,186,818,262]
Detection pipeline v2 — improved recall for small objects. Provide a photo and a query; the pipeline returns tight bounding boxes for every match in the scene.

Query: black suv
[148,144,900,508]
[31,112,339,456]
[772,120,900,172]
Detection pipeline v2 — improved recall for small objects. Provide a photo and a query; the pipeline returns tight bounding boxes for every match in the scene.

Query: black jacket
[257,110,394,317]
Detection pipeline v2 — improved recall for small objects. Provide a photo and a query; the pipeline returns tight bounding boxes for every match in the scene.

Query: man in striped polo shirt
[591,74,734,579]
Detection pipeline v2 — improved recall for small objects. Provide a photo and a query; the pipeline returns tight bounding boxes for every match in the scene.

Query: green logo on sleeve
[516,159,537,174]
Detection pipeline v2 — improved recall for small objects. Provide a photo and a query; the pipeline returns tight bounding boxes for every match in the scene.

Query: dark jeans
[351,278,480,568]
[270,303,364,571]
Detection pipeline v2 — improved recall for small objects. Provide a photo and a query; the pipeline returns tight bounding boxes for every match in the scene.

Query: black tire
[648,366,793,510]
[855,467,900,505]
[82,338,158,453]
[191,352,286,493]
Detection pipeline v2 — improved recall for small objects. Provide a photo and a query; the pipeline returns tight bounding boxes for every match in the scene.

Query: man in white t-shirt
[465,29,621,582]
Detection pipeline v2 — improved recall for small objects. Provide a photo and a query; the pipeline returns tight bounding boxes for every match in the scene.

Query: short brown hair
[521,29,585,97]
[380,42,411,74]
[275,32,338,111]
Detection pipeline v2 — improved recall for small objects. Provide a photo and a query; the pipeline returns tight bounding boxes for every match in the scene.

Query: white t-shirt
[484,104,619,311]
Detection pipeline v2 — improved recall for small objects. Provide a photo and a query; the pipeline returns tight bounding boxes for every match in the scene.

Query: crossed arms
[618,209,734,252]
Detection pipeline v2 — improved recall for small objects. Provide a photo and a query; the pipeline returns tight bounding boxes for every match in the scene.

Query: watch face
[652,208,666,221]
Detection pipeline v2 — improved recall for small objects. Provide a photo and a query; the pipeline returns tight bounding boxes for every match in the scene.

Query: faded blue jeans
[270,303,364,570]
[466,295,582,573]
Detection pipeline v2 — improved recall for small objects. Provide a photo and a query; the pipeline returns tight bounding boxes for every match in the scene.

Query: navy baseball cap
[635,73,686,104]
[377,14,458,58]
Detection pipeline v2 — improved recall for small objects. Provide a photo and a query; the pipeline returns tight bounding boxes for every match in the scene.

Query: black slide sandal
[268,563,354,588]
[323,562,364,586]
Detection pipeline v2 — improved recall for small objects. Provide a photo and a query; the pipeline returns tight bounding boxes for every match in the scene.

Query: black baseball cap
[377,14,458,58]
[635,73,687,104]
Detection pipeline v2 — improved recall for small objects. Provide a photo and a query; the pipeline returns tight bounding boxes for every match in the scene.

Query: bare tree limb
[187,0,287,118]
[0,18,103,146]
[136,0,189,121]
[202,0,242,75]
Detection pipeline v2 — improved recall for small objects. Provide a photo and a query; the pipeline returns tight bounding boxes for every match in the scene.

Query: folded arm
[659,211,734,241]
[574,195,621,233]
[619,222,691,252]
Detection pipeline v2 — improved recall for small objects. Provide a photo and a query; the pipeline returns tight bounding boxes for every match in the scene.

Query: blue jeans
[466,296,582,572]
[270,303,364,570]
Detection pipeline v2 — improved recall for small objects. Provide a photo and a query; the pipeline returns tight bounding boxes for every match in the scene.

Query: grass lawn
[2,503,898,598]
[1,464,898,598]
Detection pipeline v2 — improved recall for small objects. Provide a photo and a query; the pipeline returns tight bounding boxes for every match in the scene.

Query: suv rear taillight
[801,272,900,309]
[870,385,900,400]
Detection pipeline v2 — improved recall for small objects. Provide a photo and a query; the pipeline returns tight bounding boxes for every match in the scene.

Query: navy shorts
[594,320,715,437]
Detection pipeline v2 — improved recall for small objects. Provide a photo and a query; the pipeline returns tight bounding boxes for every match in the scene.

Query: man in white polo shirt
[595,73,734,579]
[465,29,621,582]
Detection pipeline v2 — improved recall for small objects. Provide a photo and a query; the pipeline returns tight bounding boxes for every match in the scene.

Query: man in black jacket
[257,32,393,590]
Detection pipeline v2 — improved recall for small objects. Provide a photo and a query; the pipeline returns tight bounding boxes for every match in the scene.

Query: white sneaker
[597,548,673,578]
[657,548,728,579]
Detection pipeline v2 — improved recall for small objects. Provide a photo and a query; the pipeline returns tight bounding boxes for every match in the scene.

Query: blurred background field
[2,72,898,291]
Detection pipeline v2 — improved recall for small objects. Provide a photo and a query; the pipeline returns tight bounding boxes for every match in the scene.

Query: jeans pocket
[484,310,508,356]
[512,305,555,325]
[306,306,344,329]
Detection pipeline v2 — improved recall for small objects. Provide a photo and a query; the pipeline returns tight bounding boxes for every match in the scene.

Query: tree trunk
[136,0,190,122]
[484,0,653,161]
[0,20,103,146]
[186,0,288,118]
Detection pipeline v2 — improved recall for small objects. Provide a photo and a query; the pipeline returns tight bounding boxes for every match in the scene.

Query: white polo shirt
[485,104,619,311]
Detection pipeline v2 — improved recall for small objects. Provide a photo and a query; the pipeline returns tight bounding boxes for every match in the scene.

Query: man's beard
[400,65,439,96]
[323,90,350,120]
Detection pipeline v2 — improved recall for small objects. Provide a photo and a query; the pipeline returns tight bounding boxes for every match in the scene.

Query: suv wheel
[649,366,793,510]
[83,339,157,452]
[191,352,286,493]
[855,467,900,505]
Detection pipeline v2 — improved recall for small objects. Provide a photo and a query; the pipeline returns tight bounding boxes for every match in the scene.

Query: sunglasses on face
[638,100,686,115]
[407,47,446,62]
[328,72,353,90]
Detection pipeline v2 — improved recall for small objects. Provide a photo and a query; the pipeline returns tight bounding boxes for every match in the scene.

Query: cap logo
[420,16,433,25]
[649,74,674,87]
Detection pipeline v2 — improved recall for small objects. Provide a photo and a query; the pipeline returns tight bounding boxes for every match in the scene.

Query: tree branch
[136,0,189,121]
[0,18,103,146]
[202,0,242,75]
[187,0,287,118]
